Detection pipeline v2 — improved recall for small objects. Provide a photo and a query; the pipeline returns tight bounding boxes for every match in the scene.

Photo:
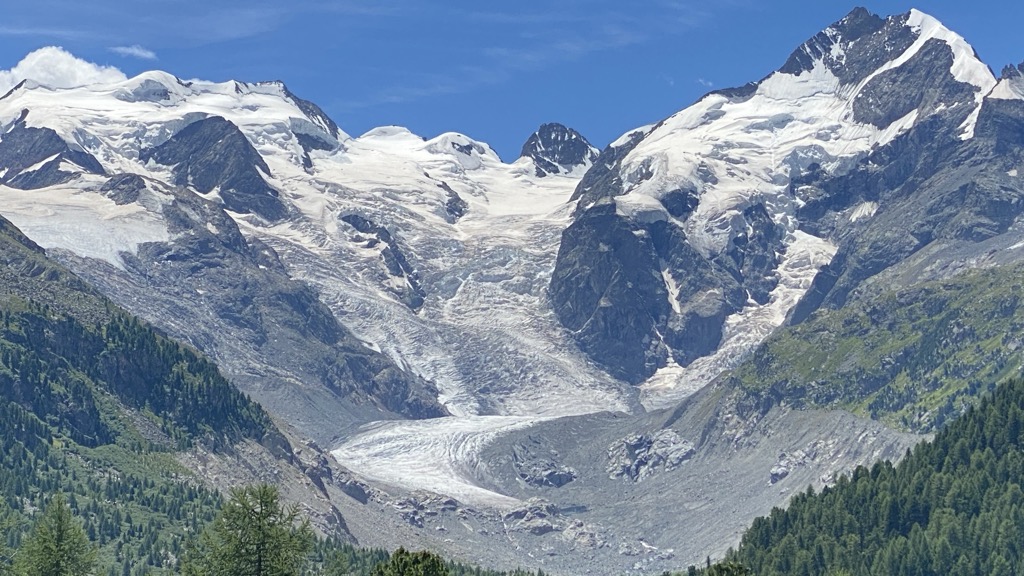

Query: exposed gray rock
[503,499,561,536]
[550,199,781,382]
[436,180,468,223]
[550,7,995,385]
[511,436,577,488]
[340,213,426,310]
[520,123,598,177]
[606,429,695,482]
[57,181,445,444]
[852,39,977,128]
[100,173,146,205]
[0,112,104,188]
[790,94,1024,324]
[139,115,287,221]
[279,83,343,141]
[569,129,648,210]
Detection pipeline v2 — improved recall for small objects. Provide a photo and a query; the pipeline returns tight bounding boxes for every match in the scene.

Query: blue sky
[1,1,1022,160]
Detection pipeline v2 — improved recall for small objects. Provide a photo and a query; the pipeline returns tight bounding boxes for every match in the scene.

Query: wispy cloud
[697,78,713,87]
[655,0,714,26]
[465,11,589,25]
[180,7,287,43]
[353,11,648,112]
[336,65,512,111]
[109,44,157,60]
[0,25,91,40]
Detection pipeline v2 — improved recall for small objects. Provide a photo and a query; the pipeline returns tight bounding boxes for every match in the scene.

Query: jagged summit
[519,123,598,177]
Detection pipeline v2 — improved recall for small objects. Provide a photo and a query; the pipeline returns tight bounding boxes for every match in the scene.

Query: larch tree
[182,483,313,576]
[13,494,96,576]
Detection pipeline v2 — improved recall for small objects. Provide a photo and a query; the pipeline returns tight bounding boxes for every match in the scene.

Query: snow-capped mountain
[1,6,1023,574]
[0,68,639,435]
[551,8,999,405]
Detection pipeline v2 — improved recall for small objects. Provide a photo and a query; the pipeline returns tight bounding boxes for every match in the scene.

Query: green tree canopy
[372,548,450,576]
[182,483,313,576]
[13,494,96,576]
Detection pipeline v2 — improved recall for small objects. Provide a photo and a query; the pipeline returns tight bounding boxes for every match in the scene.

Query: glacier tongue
[332,416,542,509]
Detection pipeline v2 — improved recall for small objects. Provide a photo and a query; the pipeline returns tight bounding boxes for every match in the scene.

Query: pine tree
[181,484,313,576]
[13,494,96,576]
[372,548,450,576]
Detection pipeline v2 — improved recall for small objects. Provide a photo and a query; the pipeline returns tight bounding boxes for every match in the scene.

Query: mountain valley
[1,6,1024,574]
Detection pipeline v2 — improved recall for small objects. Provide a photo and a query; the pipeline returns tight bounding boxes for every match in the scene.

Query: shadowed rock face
[340,214,427,311]
[851,38,977,128]
[520,123,598,177]
[789,97,1024,325]
[550,200,784,383]
[0,113,105,189]
[140,116,287,221]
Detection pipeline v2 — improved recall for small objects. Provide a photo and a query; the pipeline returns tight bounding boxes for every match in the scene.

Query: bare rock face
[140,116,287,220]
[504,499,561,535]
[61,177,446,443]
[606,430,695,482]
[511,438,578,488]
[519,123,598,177]
[0,112,105,188]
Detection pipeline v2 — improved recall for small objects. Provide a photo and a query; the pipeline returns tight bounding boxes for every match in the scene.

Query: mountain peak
[776,8,992,93]
[519,123,598,177]
[990,62,1024,101]
[1000,62,1024,80]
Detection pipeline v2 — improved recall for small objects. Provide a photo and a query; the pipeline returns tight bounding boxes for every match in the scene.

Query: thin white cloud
[0,47,127,94]
[0,25,90,40]
[109,44,158,60]
[184,7,286,43]
[335,66,512,111]
[697,78,714,87]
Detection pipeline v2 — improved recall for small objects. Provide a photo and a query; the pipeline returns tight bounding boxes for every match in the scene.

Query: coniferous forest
[706,377,1024,576]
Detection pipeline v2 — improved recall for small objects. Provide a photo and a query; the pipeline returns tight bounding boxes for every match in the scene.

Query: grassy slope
[732,264,1024,431]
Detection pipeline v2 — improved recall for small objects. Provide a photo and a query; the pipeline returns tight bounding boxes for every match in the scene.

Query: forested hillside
[712,376,1024,575]
[0,213,283,573]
